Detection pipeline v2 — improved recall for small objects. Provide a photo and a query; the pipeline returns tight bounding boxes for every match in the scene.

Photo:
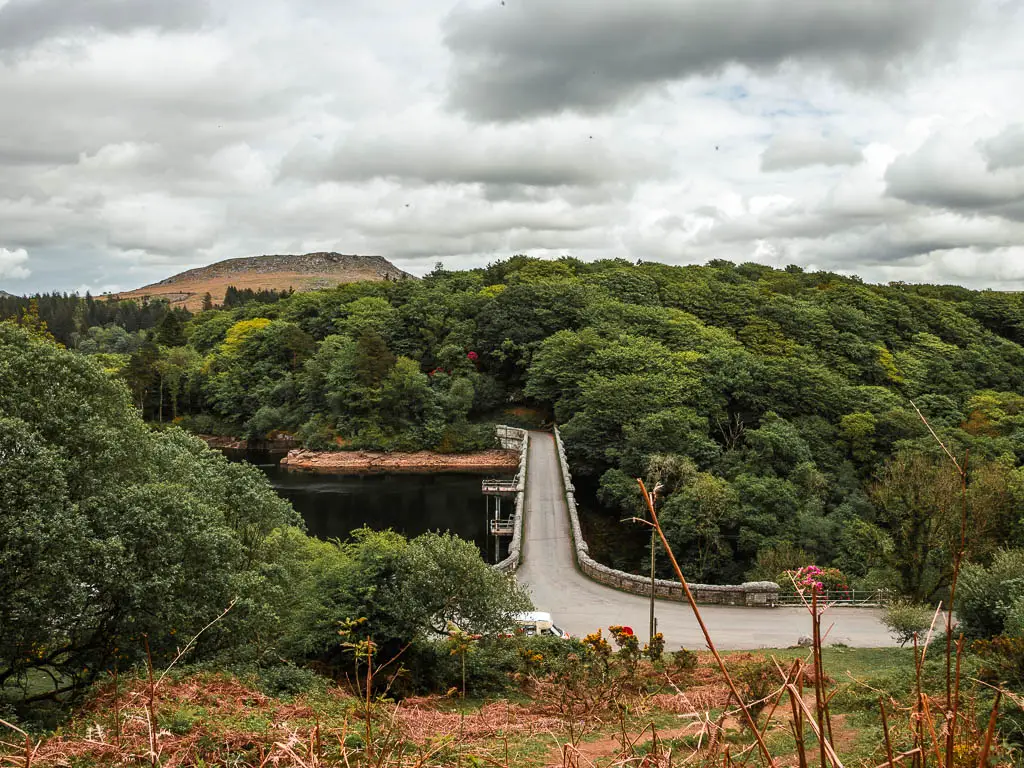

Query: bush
[972,636,1024,746]
[402,635,585,697]
[956,550,1024,639]
[670,648,698,674]
[882,601,935,646]
[286,529,532,678]
[297,414,339,451]
[165,707,202,735]
[747,542,811,582]
[972,636,1024,689]
[258,664,325,697]
[644,632,665,662]
[734,660,776,724]
[404,639,514,697]
[608,625,641,677]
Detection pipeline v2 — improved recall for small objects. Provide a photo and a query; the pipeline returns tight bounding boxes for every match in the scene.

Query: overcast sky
[2,0,1024,295]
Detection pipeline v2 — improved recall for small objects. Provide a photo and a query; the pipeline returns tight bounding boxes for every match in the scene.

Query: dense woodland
[8,257,1024,603]
[0,291,181,345]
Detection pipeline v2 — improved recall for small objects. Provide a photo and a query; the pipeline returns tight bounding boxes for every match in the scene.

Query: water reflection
[227,450,514,563]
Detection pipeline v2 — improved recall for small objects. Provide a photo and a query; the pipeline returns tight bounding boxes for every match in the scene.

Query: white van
[512,611,571,639]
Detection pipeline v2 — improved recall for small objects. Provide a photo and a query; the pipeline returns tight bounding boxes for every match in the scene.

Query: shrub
[608,625,641,677]
[972,636,1024,689]
[881,600,935,646]
[287,529,532,677]
[735,660,776,724]
[582,629,612,664]
[402,635,584,697]
[258,664,325,697]
[671,648,698,674]
[165,707,202,735]
[435,421,499,453]
[644,632,665,662]
[296,414,339,451]
[956,549,1024,639]
[972,636,1024,746]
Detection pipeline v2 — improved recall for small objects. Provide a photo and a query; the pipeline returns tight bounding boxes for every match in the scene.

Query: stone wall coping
[493,426,528,573]
[553,427,779,606]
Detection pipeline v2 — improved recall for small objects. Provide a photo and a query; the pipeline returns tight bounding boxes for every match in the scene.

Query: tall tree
[0,324,301,701]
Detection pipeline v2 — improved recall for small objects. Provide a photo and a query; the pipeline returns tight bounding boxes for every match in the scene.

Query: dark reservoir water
[227,450,514,563]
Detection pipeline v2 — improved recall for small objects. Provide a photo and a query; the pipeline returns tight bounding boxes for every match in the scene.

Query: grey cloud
[981,124,1024,170]
[364,225,612,266]
[444,0,972,120]
[281,125,660,189]
[479,182,634,206]
[886,129,1024,219]
[0,143,77,167]
[0,60,300,167]
[808,221,1024,265]
[761,132,862,171]
[0,0,210,51]
[352,200,610,240]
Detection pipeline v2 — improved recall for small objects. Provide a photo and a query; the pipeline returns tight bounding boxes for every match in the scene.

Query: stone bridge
[498,428,895,650]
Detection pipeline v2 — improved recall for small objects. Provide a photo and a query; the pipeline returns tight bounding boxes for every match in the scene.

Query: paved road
[516,432,895,650]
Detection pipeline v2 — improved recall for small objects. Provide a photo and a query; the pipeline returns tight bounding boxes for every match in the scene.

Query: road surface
[516,432,895,650]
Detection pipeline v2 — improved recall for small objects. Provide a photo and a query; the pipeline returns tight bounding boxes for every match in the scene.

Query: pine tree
[155,310,187,347]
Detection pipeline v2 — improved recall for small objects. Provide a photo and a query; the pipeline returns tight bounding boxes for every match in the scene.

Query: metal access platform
[482,477,518,496]
[490,518,515,536]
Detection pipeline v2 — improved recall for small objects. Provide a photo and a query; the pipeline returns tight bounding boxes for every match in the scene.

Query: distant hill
[0,290,19,299]
[115,252,413,311]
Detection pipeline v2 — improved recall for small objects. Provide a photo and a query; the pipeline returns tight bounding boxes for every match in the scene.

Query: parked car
[512,611,571,639]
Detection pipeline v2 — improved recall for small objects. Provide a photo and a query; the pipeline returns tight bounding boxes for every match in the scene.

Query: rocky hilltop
[116,252,413,310]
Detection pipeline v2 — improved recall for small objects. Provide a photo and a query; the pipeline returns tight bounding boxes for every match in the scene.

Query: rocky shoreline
[279,448,519,474]
[200,435,299,451]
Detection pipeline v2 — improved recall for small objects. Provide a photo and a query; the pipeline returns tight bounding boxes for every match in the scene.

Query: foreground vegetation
[3,640,1020,766]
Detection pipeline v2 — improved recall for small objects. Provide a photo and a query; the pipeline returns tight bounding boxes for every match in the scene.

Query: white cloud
[0,247,30,279]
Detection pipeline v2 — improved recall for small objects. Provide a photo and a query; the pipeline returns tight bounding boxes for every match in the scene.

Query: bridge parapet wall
[493,426,529,574]
[553,427,779,607]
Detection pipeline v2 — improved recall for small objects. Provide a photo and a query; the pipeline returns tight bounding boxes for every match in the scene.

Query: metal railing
[482,477,518,495]
[490,518,515,536]
[775,589,894,607]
